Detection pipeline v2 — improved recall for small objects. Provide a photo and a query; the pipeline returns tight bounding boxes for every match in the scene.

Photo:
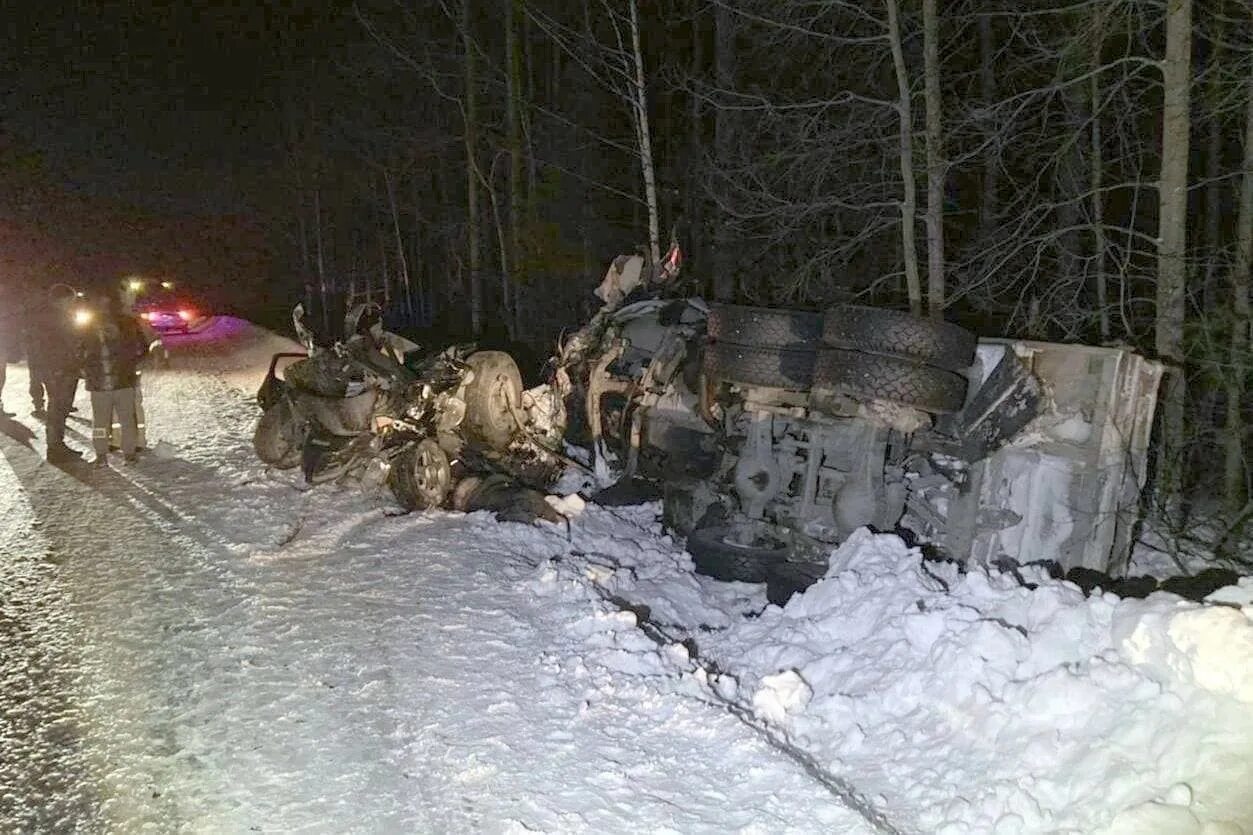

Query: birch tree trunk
[886,0,923,317]
[712,0,735,301]
[1154,0,1192,507]
[384,170,413,319]
[629,0,661,267]
[1201,7,1227,311]
[378,232,391,306]
[463,0,484,335]
[923,0,944,318]
[313,185,330,335]
[1224,74,1253,517]
[1090,8,1109,341]
[686,0,704,279]
[505,0,525,335]
[978,17,998,243]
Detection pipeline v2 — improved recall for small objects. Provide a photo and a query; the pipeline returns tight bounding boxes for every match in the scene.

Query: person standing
[109,291,165,452]
[0,284,22,417]
[26,284,85,461]
[80,289,147,466]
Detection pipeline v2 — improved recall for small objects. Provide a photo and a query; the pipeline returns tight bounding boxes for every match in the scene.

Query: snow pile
[539,507,1253,832]
[696,529,1253,834]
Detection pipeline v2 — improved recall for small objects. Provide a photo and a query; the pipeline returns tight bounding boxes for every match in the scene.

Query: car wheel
[390,439,453,510]
[686,524,791,583]
[822,305,977,372]
[253,400,303,469]
[702,342,816,390]
[707,304,823,350]
[812,348,968,413]
[463,351,524,449]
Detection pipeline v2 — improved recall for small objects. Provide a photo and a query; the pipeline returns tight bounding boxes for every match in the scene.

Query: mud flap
[932,348,1041,461]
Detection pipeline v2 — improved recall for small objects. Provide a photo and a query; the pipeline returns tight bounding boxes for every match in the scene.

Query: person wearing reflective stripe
[80,288,146,466]
[110,312,164,451]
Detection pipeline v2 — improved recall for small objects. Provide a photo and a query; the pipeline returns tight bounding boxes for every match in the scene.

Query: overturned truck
[553,283,1163,587]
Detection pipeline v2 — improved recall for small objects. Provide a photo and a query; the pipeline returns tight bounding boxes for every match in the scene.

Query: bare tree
[628,0,660,266]
[463,0,484,335]
[712,0,736,301]
[1155,0,1193,504]
[1225,70,1253,516]
[887,0,923,316]
[923,0,945,318]
[505,0,526,335]
[1089,6,1110,342]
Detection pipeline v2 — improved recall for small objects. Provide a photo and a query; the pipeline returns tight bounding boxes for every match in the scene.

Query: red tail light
[178,309,195,321]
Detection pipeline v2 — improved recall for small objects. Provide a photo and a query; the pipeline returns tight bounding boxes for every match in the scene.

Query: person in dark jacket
[80,289,147,466]
[26,284,85,462]
[0,284,23,417]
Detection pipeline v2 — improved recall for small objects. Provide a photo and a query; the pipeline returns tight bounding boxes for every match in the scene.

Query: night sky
[2,0,338,212]
[1,0,351,311]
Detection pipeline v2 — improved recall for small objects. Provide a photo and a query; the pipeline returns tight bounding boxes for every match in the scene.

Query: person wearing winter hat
[26,283,87,462]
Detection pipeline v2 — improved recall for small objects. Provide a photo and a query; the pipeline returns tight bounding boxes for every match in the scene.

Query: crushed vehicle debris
[251,301,569,520]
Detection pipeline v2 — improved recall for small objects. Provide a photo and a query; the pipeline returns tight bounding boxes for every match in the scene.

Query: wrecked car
[252,302,568,516]
[548,251,1164,590]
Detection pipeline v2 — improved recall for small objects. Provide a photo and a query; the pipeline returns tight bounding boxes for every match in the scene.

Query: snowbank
[554,511,1253,834]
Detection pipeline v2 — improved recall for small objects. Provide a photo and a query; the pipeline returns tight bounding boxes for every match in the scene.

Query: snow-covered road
[4,317,1253,834]
[0,319,870,832]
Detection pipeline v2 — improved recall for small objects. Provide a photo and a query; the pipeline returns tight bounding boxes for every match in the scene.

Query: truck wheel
[766,561,828,606]
[253,401,303,469]
[708,304,823,350]
[822,305,976,372]
[813,348,967,413]
[390,439,452,511]
[463,351,523,449]
[686,524,790,583]
[703,342,816,390]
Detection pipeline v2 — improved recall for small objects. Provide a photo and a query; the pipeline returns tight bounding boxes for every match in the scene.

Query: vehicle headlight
[73,308,94,328]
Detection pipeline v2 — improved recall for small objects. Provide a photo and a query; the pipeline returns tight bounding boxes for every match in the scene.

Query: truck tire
[766,561,828,606]
[463,351,523,449]
[687,525,791,583]
[253,401,303,469]
[703,342,816,390]
[390,439,453,511]
[813,348,967,413]
[822,305,976,372]
[707,304,823,350]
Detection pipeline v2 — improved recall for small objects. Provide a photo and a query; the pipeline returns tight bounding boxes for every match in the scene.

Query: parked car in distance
[133,290,208,332]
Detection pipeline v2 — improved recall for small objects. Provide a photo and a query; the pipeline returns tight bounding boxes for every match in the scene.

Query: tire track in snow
[484,512,905,834]
[1,346,875,830]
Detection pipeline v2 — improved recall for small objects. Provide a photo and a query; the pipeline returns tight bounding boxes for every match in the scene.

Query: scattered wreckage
[252,249,1165,600]
[252,302,568,520]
